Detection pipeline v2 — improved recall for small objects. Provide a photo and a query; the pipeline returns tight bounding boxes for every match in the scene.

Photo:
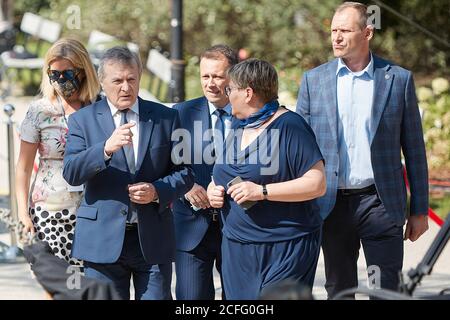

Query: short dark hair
[335,2,370,29]
[200,44,239,68]
[228,58,278,104]
[98,46,142,81]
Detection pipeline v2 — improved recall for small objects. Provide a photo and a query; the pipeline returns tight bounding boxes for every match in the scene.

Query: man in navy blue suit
[296,2,429,298]
[172,45,238,300]
[63,47,194,300]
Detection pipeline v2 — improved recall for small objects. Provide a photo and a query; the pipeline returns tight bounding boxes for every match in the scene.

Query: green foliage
[370,0,450,72]
[418,77,450,169]
[40,0,170,54]
[12,0,50,21]
[183,0,336,69]
[11,0,450,101]
[12,0,340,100]
[430,195,450,220]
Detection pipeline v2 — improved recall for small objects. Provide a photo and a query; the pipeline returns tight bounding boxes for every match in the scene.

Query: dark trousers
[84,228,172,300]
[175,221,223,300]
[322,189,404,299]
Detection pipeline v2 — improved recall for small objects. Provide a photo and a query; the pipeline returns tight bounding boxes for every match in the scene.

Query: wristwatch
[262,184,268,200]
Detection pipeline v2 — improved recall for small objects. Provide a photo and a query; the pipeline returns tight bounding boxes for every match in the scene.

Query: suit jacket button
[121,209,127,215]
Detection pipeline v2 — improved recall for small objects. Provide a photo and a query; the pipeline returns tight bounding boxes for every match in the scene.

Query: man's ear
[245,87,253,104]
[366,25,374,41]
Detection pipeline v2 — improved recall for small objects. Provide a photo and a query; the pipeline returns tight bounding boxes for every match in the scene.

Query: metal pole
[402,213,450,295]
[169,0,185,103]
[2,0,13,23]
[5,104,17,247]
[1,103,21,263]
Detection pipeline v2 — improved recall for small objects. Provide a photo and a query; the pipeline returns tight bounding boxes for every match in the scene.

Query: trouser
[175,220,223,300]
[84,227,172,300]
[322,187,404,299]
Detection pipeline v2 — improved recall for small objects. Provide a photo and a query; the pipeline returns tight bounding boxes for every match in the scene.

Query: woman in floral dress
[15,38,100,265]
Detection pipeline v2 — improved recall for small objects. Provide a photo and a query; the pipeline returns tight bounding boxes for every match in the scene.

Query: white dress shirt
[104,99,139,164]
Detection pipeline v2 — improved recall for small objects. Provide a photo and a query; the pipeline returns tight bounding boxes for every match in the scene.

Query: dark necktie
[213,109,226,157]
[120,109,136,174]
[120,109,137,224]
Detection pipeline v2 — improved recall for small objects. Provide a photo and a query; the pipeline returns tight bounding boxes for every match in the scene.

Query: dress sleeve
[287,116,324,177]
[20,101,41,143]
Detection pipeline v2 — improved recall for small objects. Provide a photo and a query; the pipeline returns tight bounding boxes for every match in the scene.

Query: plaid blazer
[296,55,428,225]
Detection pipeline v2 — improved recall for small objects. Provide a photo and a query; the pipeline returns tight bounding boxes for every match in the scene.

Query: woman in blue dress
[207,58,326,299]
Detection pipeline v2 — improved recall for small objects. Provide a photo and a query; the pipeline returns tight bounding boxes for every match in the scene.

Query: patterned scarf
[238,100,279,129]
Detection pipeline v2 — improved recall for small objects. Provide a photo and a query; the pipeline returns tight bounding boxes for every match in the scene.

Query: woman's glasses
[47,68,80,82]
[225,86,240,97]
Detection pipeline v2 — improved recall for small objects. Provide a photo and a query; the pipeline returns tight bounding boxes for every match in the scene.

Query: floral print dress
[20,98,82,265]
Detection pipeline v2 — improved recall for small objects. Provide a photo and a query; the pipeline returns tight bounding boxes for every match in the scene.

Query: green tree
[12,0,450,99]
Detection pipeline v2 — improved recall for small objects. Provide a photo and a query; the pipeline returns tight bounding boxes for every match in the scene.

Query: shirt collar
[208,100,231,117]
[336,52,374,78]
[107,98,139,117]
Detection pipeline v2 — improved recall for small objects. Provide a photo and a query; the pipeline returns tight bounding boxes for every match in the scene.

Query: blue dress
[213,110,324,299]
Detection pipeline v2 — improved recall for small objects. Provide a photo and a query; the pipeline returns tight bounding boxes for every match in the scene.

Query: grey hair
[228,58,278,104]
[97,46,142,81]
[335,2,370,30]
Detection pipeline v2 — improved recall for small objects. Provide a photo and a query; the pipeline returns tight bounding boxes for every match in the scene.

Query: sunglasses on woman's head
[47,68,80,82]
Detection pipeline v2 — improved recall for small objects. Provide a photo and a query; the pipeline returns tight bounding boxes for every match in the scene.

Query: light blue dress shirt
[336,54,375,189]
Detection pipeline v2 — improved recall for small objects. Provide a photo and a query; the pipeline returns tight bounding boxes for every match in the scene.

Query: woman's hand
[227,181,263,205]
[15,140,39,241]
[207,181,225,208]
[19,212,35,239]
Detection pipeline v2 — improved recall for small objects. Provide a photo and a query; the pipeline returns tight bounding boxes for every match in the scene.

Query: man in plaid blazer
[296,2,429,298]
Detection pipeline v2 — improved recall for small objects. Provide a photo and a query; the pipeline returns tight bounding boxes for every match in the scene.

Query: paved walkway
[1,204,449,300]
[0,96,449,300]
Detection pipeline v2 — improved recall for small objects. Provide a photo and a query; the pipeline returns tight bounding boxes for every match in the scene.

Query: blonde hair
[40,38,100,105]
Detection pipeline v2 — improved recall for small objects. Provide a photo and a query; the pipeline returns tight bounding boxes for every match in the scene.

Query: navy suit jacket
[296,55,428,226]
[172,96,239,251]
[63,97,194,264]
[172,96,214,252]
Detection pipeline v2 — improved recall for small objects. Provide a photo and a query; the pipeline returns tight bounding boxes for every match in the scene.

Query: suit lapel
[322,60,339,143]
[96,99,115,139]
[136,98,154,172]
[96,98,128,169]
[197,97,212,151]
[371,56,393,143]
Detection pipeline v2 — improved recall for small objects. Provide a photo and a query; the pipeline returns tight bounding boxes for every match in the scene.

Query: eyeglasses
[224,86,240,97]
[47,68,80,82]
